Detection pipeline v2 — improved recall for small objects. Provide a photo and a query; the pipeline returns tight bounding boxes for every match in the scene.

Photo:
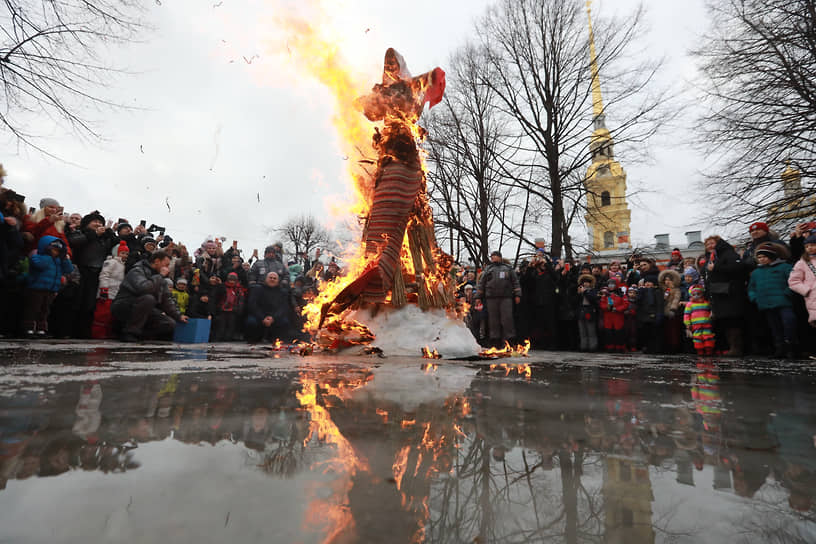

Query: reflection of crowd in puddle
[0,373,315,488]
[466,363,816,519]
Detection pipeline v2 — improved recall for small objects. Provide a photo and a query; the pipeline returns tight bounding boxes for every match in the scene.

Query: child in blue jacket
[21,235,74,336]
[747,242,796,358]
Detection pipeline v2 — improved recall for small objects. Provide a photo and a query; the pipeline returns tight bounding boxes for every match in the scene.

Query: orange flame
[421,348,441,361]
[479,339,531,359]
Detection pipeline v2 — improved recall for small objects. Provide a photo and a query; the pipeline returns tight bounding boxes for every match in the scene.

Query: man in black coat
[67,211,117,338]
[112,250,188,341]
[245,271,294,342]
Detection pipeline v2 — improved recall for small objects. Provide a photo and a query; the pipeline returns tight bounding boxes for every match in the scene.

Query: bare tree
[473,0,668,258]
[274,214,331,258]
[694,0,816,225]
[425,43,524,267]
[0,1,142,152]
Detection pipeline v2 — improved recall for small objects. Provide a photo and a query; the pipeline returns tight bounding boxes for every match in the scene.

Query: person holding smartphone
[22,197,72,258]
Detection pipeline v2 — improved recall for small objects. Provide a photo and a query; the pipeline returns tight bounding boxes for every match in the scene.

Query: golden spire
[586,0,605,120]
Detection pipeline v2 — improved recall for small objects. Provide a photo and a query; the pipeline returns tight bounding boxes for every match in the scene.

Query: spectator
[636,274,663,353]
[522,250,557,349]
[21,236,73,337]
[220,253,248,287]
[684,285,715,356]
[742,221,789,270]
[246,271,294,342]
[68,211,117,338]
[248,245,290,289]
[576,273,599,351]
[0,189,25,335]
[22,198,71,258]
[111,250,188,342]
[667,249,684,272]
[702,235,749,356]
[600,278,629,352]
[748,242,797,358]
[789,232,816,353]
[475,251,521,347]
[171,278,190,315]
[188,274,217,320]
[213,272,246,341]
[660,269,683,353]
[97,241,129,300]
[196,240,223,280]
[126,236,157,272]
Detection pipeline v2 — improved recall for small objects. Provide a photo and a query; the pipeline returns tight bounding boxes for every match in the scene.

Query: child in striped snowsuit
[684,285,715,355]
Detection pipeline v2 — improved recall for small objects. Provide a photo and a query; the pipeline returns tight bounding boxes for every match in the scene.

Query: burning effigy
[299,48,479,358]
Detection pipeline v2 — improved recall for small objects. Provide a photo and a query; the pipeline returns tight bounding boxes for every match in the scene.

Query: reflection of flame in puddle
[488,362,532,379]
[296,374,369,543]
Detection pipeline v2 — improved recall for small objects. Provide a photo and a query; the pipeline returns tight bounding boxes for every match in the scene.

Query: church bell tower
[584,1,632,252]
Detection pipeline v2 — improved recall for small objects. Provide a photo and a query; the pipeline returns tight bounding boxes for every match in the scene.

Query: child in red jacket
[600,278,630,352]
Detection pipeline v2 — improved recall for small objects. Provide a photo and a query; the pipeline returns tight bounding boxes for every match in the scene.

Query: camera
[147,224,166,234]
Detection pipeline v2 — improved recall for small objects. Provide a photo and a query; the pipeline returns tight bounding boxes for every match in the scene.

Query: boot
[724,328,743,357]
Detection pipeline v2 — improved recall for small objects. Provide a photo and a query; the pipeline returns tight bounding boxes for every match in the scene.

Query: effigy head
[383,48,411,84]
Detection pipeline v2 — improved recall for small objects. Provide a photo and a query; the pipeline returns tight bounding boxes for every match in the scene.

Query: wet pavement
[1,341,816,543]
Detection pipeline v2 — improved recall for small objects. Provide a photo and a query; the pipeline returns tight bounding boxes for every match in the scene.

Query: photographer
[521,249,558,349]
[68,211,117,337]
[112,250,188,342]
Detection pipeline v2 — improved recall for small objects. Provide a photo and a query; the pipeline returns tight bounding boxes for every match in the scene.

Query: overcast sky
[0,0,716,258]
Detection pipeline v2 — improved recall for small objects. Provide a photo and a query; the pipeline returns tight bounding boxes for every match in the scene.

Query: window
[604,231,614,248]
[601,191,611,206]
[622,508,634,527]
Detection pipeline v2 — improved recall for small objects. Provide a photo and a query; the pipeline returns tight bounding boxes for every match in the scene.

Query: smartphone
[28,207,35,214]
[565,262,571,272]
[139,220,147,227]
[118,218,127,224]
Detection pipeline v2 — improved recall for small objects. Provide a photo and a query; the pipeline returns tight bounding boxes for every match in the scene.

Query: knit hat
[142,236,157,249]
[226,271,239,280]
[755,242,779,258]
[80,211,105,230]
[491,250,502,259]
[749,221,769,233]
[805,232,816,245]
[683,267,700,283]
[689,285,704,298]
[117,241,129,255]
[264,245,276,254]
[116,223,132,234]
[39,197,59,209]
[176,278,188,286]
[671,249,682,259]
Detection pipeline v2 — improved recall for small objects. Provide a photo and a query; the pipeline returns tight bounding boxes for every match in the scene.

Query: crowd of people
[460,221,816,359]
[0,185,339,343]
[2,182,815,358]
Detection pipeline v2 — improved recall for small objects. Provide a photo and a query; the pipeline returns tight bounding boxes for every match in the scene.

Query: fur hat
[80,211,105,230]
[578,274,596,288]
[116,241,129,255]
[39,197,60,209]
[683,267,700,283]
[658,269,681,287]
